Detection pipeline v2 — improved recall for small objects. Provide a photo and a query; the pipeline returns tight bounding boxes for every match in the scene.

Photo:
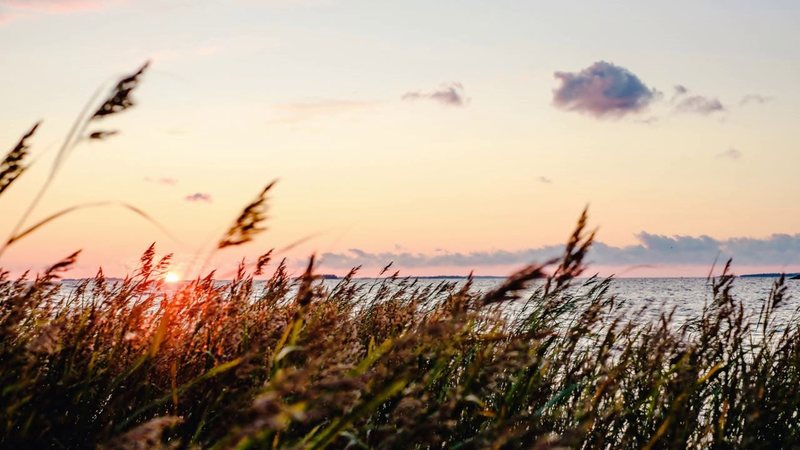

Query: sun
[164,272,181,283]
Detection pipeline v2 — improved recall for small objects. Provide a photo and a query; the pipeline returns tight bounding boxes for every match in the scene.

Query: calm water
[60,277,800,327]
[317,277,800,327]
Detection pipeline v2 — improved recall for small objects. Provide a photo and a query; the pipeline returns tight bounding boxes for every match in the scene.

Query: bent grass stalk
[0,62,154,259]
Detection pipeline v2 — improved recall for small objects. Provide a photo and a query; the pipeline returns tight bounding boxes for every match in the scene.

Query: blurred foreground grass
[2,215,800,450]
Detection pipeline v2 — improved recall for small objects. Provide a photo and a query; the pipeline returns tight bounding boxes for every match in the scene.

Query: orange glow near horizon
[164,272,181,283]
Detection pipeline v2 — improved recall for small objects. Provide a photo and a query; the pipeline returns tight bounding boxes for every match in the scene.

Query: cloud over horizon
[319,232,800,269]
[402,82,467,106]
[552,61,657,118]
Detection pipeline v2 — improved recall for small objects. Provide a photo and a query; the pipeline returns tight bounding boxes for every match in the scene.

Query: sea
[60,276,800,329]
[315,276,800,328]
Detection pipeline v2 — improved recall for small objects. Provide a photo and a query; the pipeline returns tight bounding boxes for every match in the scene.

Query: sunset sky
[1,0,799,278]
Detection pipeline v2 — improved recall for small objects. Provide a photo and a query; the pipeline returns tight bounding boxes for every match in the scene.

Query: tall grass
[1,217,799,449]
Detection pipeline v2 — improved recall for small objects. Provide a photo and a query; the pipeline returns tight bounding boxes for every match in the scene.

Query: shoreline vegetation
[4,218,800,449]
[3,65,800,449]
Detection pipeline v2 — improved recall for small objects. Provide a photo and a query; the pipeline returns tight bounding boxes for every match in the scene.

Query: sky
[1,0,799,278]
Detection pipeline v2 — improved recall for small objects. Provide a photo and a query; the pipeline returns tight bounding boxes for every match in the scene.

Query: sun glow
[164,272,181,283]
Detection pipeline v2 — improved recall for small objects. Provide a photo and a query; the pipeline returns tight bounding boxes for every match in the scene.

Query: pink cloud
[1,0,119,14]
[0,12,16,24]
[144,176,178,186]
[402,82,468,107]
[185,192,212,203]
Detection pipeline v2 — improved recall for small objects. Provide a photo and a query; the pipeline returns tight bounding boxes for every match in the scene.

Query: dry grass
[2,225,800,449]
[0,122,39,197]
[0,62,155,259]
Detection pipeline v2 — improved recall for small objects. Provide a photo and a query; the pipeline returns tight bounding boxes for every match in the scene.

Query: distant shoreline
[739,273,800,279]
[60,273,800,283]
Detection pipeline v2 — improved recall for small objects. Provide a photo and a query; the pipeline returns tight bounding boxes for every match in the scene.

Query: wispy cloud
[635,116,659,125]
[552,61,656,118]
[0,12,15,24]
[145,177,178,186]
[670,85,725,115]
[675,95,725,115]
[319,232,800,268]
[537,176,552,184]
[185,192,212,203]
[717,148,742,160]
[670,85,689,102]
[402,82,468,107]
[740,94,772,106]
[1,0,117,13]
[0,0,121,25]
